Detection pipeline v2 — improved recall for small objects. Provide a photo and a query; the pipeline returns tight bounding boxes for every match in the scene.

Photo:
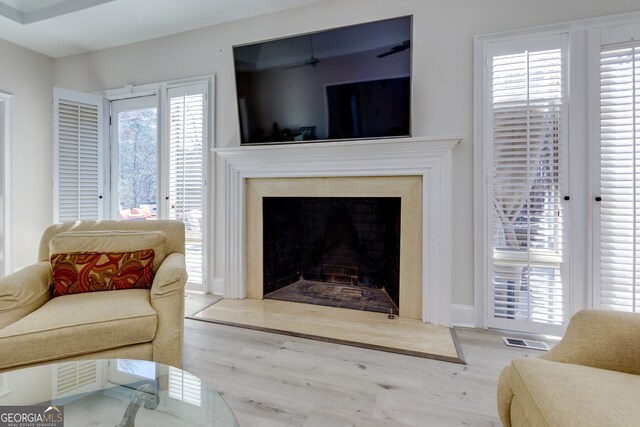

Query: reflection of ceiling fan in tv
[285,35,320,69]
[377,40,411,58]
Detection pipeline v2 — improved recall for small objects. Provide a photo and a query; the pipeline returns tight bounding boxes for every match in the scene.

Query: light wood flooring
[182,309,546,427]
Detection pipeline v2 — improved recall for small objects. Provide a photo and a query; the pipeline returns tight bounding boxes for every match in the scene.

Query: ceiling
[0,0,330,58]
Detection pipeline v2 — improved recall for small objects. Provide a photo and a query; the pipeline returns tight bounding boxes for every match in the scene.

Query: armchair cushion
[49,230,166,273]
[51,249,155,296]
[0,289,157,369]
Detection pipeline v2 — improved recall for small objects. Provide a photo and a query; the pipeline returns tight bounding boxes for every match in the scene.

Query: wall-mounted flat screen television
[233,16,412,145]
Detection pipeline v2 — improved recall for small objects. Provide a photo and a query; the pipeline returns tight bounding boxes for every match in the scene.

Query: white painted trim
[0,93,13,275]
[588,28,603,311]
[566,28,590,320]
[215,136,461,326]
[473,36,488,330]
[450,304,476,328]
[476,10,640,42]
[212,278,224,296]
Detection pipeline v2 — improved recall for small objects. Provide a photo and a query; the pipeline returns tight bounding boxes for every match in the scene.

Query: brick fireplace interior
[262,197,401,314]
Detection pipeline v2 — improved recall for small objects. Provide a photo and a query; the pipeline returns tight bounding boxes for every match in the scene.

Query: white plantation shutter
[487,35,567,333]
[167,83,207,288]
[54,361,100,397]
[599,42,640,313]
[53,88,102,222]
[168,366,201,406]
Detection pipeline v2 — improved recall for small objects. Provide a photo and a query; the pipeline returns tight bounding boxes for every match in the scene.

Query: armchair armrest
[150,253,187,298]
[540,309,640,375]
[149,252,187,368]
[0,262,52,329]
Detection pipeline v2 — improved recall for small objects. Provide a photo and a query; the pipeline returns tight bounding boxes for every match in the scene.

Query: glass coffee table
[0,359,238,426]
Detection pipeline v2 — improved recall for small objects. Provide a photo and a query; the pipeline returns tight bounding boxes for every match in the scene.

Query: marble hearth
[216,136,460,326]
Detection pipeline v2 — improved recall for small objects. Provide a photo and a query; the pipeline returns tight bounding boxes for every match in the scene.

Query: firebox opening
[263,197,401,314]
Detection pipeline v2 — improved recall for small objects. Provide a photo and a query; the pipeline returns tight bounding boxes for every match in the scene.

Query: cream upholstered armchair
[497,309,640,426]
[0,220,187,372]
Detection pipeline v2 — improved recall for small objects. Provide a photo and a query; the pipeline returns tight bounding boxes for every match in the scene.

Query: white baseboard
[451,304,477,328]
[212,278,224,296]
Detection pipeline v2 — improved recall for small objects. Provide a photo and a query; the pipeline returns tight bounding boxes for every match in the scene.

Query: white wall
[0,38,53,270]
[52,0,640,307]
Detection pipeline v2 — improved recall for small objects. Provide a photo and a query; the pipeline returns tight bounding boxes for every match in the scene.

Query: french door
[165,85,207,287]
[54,79,211,293]
[110,96,159,220]
[593,28,640,313]
[483,34,569,335]
[108,85,208,292]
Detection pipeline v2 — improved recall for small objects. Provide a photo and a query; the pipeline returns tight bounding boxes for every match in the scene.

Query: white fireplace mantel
[215,136,461,326]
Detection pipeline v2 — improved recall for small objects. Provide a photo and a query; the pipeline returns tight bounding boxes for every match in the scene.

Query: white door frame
[0,92,14,276]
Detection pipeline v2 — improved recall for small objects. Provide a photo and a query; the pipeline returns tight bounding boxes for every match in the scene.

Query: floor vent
[502,337,550,351]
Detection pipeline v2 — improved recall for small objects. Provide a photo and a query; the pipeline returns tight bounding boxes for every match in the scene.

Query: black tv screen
[233,16,412,145]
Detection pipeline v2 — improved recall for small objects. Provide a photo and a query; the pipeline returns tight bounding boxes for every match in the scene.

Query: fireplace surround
[216,136,460,326]
[248,177,421,318]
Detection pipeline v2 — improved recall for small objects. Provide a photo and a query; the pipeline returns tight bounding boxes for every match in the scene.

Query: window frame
[476,30,571,336]
[588,21,640,313]
[475,11,640,333]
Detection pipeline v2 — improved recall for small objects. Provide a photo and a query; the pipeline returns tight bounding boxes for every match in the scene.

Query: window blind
[54,90,101,222]
[489,45,565,328]
[167,84,206,287]
[168,366,201,406]
[55,361,99,397]
[599,43,640,313]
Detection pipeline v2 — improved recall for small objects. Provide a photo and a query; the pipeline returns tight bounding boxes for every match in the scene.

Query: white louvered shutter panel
[168,366,202,406]
[487,35,567,333]
[599,43,640,313]
[167,84,206,288]
[53,88,102,222]
[54,361,99,397]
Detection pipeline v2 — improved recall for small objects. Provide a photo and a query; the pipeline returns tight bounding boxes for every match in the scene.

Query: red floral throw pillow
[51,249,155,297]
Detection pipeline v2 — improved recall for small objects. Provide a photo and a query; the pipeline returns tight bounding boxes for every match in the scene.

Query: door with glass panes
[594,28,640,314]
[110,96,159,221]
[110,88,206,291]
